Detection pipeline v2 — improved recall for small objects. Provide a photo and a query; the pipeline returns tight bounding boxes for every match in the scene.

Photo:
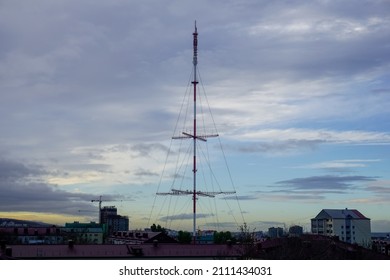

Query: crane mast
[91,196,104,224]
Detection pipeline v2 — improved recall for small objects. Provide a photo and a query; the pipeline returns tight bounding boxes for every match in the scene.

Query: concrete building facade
[268,227,284,238]
[311,208,371,248]
[64,221,105,244]
[100,206,129,234]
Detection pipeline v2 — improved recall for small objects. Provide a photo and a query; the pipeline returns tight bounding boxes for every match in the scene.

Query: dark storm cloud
[0,158,119,215]
[0,180,91,213]
[276,175,377,191]
[251,175,378,202]
[255,187,328,201]
[0,159,46,182]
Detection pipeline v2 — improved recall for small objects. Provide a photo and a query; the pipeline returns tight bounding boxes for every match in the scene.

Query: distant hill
[0,218,55,228]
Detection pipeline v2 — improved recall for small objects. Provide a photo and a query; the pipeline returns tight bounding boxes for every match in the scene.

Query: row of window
[341,236,356,241]
[80,233,99,237]
[11,228,61,235]
[341,225,355,229]
[312,224,355,230]
[324,230,356,235]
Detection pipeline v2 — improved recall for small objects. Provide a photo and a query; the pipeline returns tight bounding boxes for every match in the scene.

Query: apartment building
[311,208,371,248]
[268,227,284,238]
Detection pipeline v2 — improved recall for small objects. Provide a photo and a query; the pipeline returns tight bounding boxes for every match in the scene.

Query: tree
[237,223,257,259]
[150,224,166,234]
[177,230,192,244]
[214,231,235,244]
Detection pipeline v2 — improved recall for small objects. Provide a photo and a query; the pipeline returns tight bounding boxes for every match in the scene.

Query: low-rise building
[108,230,177,244]
[64,221,105,244]
[0,226,63,244]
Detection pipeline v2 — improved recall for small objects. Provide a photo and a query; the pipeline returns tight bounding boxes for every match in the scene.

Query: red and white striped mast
[191,21,199,243]
[157,22,235,244]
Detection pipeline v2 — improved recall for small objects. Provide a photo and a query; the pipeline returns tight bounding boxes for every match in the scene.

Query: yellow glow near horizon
[0,211,93,226]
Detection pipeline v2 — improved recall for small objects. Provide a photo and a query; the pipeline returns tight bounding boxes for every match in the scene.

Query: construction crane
[91,195,109,224]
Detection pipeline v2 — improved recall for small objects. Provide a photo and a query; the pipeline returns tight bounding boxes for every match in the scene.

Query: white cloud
[236,128,390,144]
[298,159,382,171]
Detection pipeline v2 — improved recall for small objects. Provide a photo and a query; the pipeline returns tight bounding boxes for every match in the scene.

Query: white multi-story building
[311,208,371,248]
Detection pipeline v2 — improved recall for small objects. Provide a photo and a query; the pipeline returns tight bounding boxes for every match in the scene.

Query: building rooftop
[313,208,369,220]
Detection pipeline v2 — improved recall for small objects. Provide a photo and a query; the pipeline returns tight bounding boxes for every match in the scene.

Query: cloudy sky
[1,0,390,232]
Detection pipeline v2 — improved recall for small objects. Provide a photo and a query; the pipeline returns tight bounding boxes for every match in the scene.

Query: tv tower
[157,22,235,244]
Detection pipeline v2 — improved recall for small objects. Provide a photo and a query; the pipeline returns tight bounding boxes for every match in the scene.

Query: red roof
[351,209,367,219]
